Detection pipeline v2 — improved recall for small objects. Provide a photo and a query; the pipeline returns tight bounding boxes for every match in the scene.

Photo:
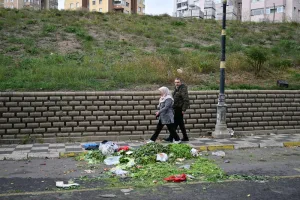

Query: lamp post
[212,0,230,139]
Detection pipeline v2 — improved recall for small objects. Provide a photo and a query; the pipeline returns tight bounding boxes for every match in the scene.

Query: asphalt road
[0,147,299,200]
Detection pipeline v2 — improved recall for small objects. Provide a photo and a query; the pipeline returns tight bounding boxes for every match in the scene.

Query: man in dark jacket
[164,78,190,142]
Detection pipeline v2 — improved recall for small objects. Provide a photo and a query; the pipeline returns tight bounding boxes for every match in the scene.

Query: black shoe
[181,138,189,142]
[163,138,172,142]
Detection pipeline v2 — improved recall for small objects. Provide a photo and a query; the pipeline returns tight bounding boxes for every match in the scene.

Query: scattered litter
[110,167,128,177]
[179,164,191,169]
[84,170,95,174]
[56,181,79,188]
[153,180,158,184]
[212,151,225,157]
[125,193,130,195]
[187,174,195,179]
[118,146,130,152]
[104,156,122,165]
[176,158,185,162]
[100,194,116,198]
[125,159,135,168]
[156,153,168,162]
[228,128,234,136]
[191,148,199,157]
[40,163,46,166]
[120,188,133,193]
[247,194,251,197]
[224,160,230,163]
[99,141,119,156]
[82,143,99,150]
[126,151,134,155]
[164,174,187,182]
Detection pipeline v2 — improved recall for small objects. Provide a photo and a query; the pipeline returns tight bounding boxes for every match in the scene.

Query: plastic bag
[56,181,80,188]
[190,148,199,157]
[110,167,128,177]
[118,146,130,152]
[212,151,226,157]
[156,153,168,162]
[179,164,190,169]
[100,141,119,156]
[104,156,122,165]
[164,174,186,182]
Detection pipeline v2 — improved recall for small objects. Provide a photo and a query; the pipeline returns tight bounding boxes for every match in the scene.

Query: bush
[245,46,268,76]
[269,58,293,70]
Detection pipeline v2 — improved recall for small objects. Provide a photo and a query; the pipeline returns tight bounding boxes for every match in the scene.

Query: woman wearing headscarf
[147,87,181,144]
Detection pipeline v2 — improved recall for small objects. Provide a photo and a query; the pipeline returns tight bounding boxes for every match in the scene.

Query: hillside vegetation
[0,8,300,91]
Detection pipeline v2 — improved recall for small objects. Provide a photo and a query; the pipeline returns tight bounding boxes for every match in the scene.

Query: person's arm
[181,86,190,112]
[158,99,173,115]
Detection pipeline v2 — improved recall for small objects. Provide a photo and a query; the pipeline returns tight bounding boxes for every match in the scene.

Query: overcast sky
[58,0,173,15]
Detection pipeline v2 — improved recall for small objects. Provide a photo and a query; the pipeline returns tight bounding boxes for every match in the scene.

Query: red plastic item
[164,174,187,182]
[118,146,130,152]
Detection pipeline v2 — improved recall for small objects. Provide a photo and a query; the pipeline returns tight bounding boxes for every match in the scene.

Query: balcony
[204,1,215,9]
[182,9,204,18]
[176,0,188,3]
[177,5,188,10]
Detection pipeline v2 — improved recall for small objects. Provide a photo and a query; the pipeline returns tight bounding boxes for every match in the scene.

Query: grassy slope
[0,8,300,91]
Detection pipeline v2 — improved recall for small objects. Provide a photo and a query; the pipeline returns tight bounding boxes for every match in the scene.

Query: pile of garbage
[79,141,202,182]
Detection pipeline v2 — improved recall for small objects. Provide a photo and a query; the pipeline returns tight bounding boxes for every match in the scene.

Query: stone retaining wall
[1,90,300,144]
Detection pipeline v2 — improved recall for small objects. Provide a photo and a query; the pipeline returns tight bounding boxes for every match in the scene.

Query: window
[99,0,102,4]
[266,6,284,14]
[252,0,264,2]
[70,3,74,8]
[10,0,13,2]
[126,2,129,7]
[76,2,79,8]
[138,7,141,12]
[92,1,95,5]
[99,8,102,12]
[251,8,264,16]
[277,6,284,13]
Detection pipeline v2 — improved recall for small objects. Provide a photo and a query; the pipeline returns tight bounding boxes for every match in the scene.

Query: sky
[58,0,174,15]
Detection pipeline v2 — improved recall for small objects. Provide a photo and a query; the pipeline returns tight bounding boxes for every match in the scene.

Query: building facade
[64,0,145,14]
[3,0,58,10]
[0,0,4,8]
[174,0,300,22]
[173,0,205,18]
[242,0,300,22]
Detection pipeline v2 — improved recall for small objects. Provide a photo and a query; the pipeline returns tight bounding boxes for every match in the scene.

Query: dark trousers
[150,120,180,142]
[168,109,188,140]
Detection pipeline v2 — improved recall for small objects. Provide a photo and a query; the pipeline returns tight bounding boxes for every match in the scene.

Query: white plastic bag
[190,148,199,157]
[99,141,119,156]
[110,167,128,177]
[212,151,226,157]
[104,156,122,165]
[156,153,168,162]
[56,181,79,188]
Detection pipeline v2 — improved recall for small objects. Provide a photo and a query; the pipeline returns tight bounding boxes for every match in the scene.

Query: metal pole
[212,0,230,138]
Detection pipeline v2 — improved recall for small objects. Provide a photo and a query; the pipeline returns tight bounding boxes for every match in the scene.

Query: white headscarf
[158,87,174,103]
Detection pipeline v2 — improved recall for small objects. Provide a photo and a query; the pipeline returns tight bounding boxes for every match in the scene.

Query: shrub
[245,46,268,76]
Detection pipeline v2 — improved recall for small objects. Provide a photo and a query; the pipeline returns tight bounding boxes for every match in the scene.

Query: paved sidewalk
[0,134,300,160]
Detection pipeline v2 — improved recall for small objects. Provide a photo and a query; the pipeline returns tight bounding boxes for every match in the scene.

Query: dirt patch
[56,33,82,54]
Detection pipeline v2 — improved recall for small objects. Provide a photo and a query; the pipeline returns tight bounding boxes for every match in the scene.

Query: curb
[283,141,300,147]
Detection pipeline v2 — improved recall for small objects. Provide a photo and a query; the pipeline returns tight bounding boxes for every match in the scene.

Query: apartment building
[0,0,4,8]
[214,0,242,20]
[242,0,300,22]
[173,0,205,18]
[174,0,241,20]
[64,0,145,14]
[3,0,58,9]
